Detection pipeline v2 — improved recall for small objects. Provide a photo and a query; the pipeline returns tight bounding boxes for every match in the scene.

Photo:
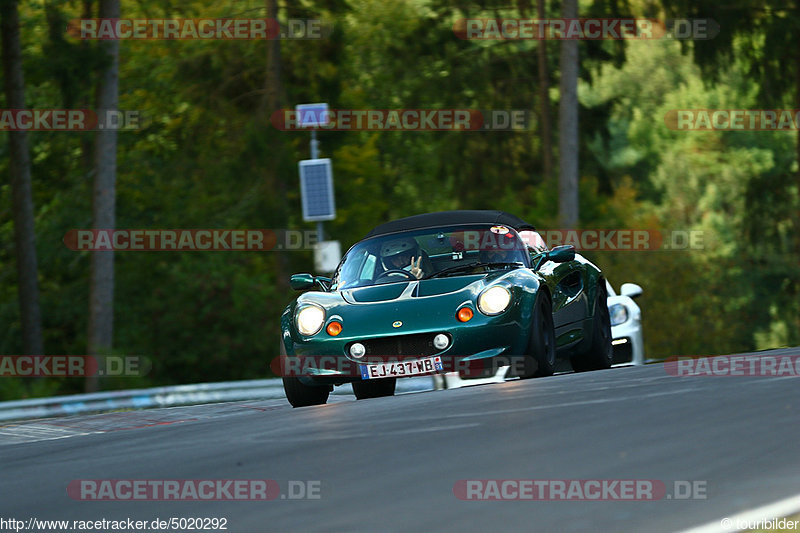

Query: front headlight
[296,304,325,336]
[609,303,629,326]
[477,286,512,315]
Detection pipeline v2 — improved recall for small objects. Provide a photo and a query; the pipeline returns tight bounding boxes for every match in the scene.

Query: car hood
[342,274,495,304]
[285,268,540,341]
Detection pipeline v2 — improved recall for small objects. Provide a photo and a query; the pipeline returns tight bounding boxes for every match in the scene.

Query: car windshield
[332,224,530,289]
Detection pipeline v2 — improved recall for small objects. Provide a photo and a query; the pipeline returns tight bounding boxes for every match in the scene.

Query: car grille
[358,333,444,358]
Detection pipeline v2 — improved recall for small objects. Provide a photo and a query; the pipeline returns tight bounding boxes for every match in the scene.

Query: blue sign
[295,103,329,128]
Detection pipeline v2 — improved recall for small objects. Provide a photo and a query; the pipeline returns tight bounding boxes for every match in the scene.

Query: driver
[480,242,519,264]
[380,237,428,279]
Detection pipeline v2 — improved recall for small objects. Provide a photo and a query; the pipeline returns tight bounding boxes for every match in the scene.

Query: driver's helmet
[380,237,419,270]
[480,241,514,264]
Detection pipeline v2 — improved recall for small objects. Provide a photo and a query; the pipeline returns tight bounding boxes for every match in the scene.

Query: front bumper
[282,317,529,384]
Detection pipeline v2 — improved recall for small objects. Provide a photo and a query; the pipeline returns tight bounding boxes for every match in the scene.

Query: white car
[606,280,644,366]
[433,278,645,389]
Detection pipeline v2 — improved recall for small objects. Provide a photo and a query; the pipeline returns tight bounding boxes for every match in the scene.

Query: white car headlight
[609,303,629,326]
[296,305,325,336]
[477,286,512,315]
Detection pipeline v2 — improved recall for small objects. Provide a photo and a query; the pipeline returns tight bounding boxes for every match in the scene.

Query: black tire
[516,292,556,379]
[571,282,613,372]
[352,378,396,400]
[282,377,330,407]
[279,340,330,407]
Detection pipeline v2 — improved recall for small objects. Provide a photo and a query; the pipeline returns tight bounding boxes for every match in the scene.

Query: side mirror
[315,276,332,291]
[547,245,575,263]
[290,273,332,291]
[620,282,643,299]
[290,273,315,291]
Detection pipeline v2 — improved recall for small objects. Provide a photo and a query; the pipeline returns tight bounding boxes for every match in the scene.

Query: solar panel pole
[296,103,339,272]
[310,129,319,158]
[310,129,324,241]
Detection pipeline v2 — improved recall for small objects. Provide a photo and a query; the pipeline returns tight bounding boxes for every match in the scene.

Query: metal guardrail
[0,377,435,422]
[0,360,656,423]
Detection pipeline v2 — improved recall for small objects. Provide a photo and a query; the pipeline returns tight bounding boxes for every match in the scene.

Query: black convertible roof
[365,210,535,238]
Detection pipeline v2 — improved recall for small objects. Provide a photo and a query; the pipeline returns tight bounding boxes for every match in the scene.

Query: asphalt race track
[2,347,799,533]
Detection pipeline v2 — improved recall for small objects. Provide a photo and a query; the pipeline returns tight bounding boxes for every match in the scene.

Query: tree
[86,0,119,392]
[660,0,800,346]
[258,0,291,290]
[1,0,44,357]
[536,0,554,183]
[259,0,283,118]
[661,0,799,170]
[517,0,554,183]
[558,0,579,227]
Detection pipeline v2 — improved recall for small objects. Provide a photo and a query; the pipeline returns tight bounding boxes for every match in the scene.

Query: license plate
[360,356,443,380]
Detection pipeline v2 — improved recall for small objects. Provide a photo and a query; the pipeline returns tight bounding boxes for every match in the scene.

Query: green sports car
[278,210,612,407]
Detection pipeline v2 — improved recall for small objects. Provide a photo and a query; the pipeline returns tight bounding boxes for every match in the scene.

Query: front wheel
[282,377,331,407]
[571,282,613,372]
[279,340,330,407]
[352,378,396,400]
[514,292,556,379]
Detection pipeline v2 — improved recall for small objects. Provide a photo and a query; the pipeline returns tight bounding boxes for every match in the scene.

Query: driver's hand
[409,256,423,279]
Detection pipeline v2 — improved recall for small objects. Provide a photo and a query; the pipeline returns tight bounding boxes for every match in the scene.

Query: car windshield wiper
[424,261,522,279]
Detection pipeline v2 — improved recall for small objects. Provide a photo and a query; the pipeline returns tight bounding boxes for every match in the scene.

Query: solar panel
[298,158,335,221]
